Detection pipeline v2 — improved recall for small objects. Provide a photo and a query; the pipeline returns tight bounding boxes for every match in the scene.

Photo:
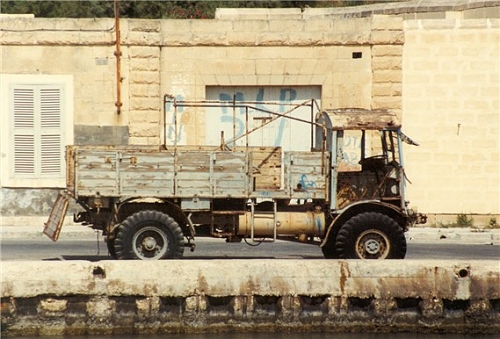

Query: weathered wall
[1,260,499,336]
[0,15,395,146]
[0,0,499,224]
[0,12,400,222]
[402,18,500,221]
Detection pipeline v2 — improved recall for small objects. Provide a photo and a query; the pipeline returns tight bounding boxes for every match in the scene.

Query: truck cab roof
[319,108,401,131]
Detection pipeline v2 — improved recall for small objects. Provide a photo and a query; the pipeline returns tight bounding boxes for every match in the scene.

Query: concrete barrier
[1,260,499,336]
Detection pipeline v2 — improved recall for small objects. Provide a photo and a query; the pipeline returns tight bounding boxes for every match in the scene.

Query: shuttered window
[12,85,64,178]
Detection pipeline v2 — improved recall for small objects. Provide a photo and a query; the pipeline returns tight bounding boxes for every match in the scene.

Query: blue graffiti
[217,88,298,147]
[275,88,297,146]
[299,174,317,190]
[315,215,322,233]
[165,88,300,146]
[165,94,184,143]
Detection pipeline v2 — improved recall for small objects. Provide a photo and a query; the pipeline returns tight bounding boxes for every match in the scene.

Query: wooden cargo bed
[66,145,328,201]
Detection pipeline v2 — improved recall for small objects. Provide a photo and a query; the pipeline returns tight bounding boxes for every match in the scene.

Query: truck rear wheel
[335,212,406,259]
[114,210,185,260]
[106,239,117,259]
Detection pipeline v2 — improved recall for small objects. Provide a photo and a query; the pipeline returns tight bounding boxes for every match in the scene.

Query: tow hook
[74,212,86,223]
[185,243,196,252]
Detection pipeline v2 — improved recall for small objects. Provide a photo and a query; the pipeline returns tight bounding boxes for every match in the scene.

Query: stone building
[1,0,498,226]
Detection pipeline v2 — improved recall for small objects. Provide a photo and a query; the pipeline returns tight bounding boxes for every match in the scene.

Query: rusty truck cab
[316,108,424,259]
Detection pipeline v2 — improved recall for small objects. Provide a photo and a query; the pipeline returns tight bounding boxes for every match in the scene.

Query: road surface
[1,227,498,261]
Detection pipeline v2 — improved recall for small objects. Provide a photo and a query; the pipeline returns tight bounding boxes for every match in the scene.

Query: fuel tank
[237,211,325,237]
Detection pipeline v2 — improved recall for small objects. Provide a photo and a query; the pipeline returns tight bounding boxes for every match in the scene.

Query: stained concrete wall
[1,260,499,336]
[0,0,499,225]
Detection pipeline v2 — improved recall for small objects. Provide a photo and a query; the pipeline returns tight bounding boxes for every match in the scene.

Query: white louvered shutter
[13,88,36,175]
[12,85,63,178]
[40,88,62,175]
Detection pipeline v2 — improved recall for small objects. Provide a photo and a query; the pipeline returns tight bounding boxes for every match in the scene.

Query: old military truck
[44,97,426,260]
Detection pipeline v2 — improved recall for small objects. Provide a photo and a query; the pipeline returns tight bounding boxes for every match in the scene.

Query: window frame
[0,74,73,188]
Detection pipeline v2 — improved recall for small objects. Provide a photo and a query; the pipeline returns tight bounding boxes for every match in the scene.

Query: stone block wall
[402,18,499,219]
[156,15,400,145]
[1,13,399,145]
[0,0,499,222]
[127,45,162,145]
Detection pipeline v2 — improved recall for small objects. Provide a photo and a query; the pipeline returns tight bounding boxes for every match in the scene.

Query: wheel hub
[142,236,157,251]
[132,226,168,260]
[364,239,381,254]
[356,229,390,259]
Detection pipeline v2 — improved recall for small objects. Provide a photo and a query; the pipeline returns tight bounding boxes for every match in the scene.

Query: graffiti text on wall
[164,88,301,147]
[217,88,297,147]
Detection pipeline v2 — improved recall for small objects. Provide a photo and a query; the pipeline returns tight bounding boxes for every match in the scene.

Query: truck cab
[316,108,426,259]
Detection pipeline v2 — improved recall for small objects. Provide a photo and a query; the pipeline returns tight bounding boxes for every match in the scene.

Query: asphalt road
[1,233,499,261]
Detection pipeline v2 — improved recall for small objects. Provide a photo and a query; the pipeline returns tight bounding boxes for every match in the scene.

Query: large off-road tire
[335,212,406,259]
[114,210,185,260]
[106,238,117,259]
[321,239,339,259]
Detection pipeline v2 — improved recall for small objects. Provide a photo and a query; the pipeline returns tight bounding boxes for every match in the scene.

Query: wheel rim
[355,229,390,259]
[132,226,168,260]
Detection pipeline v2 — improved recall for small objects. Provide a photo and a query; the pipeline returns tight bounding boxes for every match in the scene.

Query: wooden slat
[76,150,118,196]
[286,152,328,200]
[69,145,330,200]
[212,151,247,196]
[251,147,282,190]
[176,151,211,196]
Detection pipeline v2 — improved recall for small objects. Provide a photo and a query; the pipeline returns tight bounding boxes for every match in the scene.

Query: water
[9,334,497,339]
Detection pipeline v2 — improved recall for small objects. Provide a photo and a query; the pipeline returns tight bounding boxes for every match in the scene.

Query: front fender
[320,201,407,248]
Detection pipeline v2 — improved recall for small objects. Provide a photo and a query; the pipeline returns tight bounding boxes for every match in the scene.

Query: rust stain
[340,261,350,295]
[197,273,209,294]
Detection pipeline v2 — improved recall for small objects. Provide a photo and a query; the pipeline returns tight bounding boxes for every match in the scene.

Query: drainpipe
[114,0,123,115]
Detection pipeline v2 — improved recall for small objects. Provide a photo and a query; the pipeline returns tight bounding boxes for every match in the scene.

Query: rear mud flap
[43,192,71,241]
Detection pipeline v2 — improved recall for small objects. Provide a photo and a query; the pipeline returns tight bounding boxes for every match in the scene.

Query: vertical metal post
[250,200,255,241]
[174,97,178,149]
[310,99,314,150]
[163,94,168,147]
[173,97,178,195]
[361,130,366,160]
[114,0,122,115]
[321,124,326,175]
[273,199,277,241]
[245,106,249,150]
[232,94,236,149]
[330,130,344,211]
[397,130,406,210]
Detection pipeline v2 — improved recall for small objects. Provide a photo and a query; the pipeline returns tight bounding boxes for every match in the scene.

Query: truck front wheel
[335,212,406,259]
[114,210,185,260]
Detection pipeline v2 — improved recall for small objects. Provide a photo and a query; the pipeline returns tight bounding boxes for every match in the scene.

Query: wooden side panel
[76,149,119,196]
[251,147,282,190]
[285,152,328,200]
[212,151,247,197]
[176,151,212,197]
[119,151,175,197]
[43,191,71,241]
[70,145,329,201]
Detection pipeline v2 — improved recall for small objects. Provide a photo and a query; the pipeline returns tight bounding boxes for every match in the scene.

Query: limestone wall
[0,15,400,145]
[0,1,498,222]
[402,18,499,221]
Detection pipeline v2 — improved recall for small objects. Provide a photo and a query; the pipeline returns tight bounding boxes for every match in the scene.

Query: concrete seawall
[1,260,499,336]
